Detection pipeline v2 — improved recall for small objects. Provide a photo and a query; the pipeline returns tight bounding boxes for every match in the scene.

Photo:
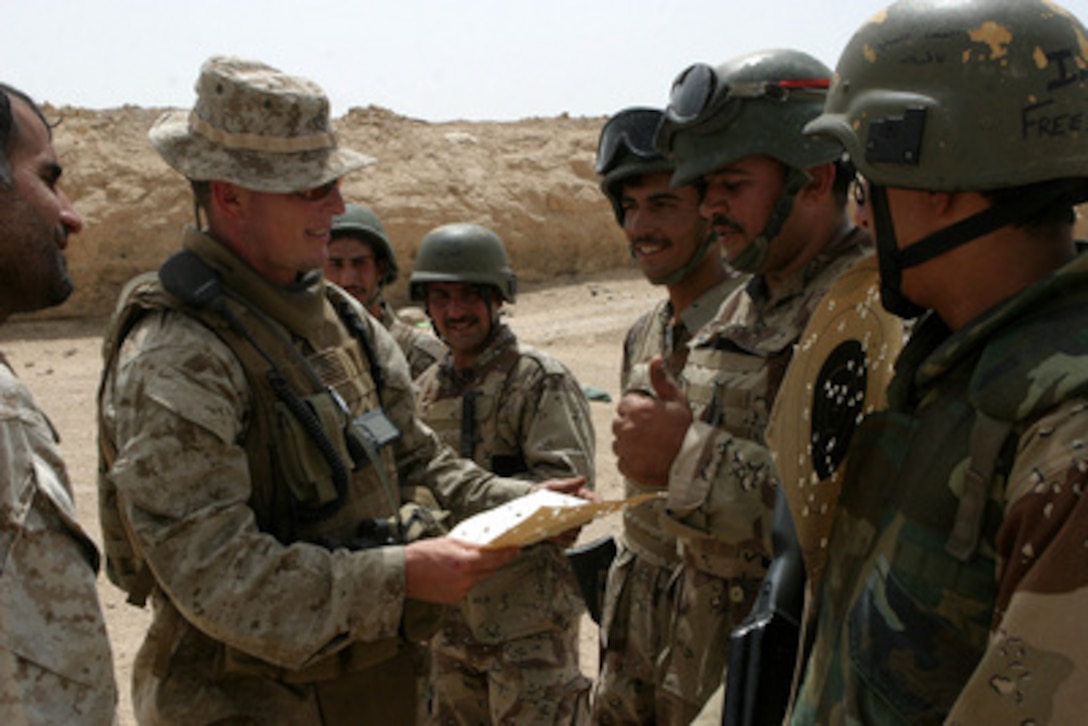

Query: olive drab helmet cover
[805,0,1088,192]
[805,0,1088,318]
[409,223,517,303]
[596,107,675,224]
[658,49,843,189]
[331,204,399,287]
[657,49,843,274]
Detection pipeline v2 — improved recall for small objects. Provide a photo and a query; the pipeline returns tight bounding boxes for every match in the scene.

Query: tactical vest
[417,337,558,478]
[799,266,1088,722]
[98,253,423,685]
[621,303,688,567]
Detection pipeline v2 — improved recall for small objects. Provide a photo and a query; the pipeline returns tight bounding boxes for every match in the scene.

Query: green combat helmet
[656,49,843,273]
[331,204,399,287]
[596,106,715,286]
[409,223,517,303]
[804,0,1088,318]
[596,107,674,224]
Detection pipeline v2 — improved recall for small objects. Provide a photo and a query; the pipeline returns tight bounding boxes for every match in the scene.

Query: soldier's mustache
[709,214,744,235]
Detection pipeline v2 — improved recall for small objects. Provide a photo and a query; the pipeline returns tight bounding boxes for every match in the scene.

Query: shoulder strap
[945,411,1014,562]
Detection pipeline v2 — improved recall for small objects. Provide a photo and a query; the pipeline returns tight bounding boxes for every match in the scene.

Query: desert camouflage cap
[149,55,375,193]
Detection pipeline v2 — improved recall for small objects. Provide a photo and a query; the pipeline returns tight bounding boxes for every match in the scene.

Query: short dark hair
[0,83,49,187]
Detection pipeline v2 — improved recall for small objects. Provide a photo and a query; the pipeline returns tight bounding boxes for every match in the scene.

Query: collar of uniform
[439,323,517,387]
[182,227,328,340]
[678,273,744,335]
[904,250,1088,406]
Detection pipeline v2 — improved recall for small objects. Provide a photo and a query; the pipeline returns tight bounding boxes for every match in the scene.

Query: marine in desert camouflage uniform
[590,107,743,724]
[96,57,588,725]
[0,82,117,726]
[612,50,870,721]
[411,223,595,724]
[791,1,1088,722]
[326,203,444,378]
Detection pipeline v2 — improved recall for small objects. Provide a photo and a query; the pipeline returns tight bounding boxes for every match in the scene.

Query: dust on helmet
[658,49,842,188]
[596,107,674,224]
[409,223,517,303]
[331,204,398,286]
[804,0,1088,192]
[804,0,1088,318]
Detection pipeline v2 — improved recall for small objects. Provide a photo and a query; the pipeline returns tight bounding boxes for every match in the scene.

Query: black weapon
[723,492,804,726]
[565,535,617,625]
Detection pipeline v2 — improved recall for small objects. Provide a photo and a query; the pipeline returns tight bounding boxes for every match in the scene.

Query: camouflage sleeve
[947,396,1088,723]
[505,355,596,487]
[0,362,117,723]
[104,311,408,670]
[363,314,533,518]
[665,420,776,548]
[388,317,444,380]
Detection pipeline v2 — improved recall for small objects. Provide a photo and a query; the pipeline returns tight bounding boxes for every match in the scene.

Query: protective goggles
[595,107,665,176]
[662,62,830,140]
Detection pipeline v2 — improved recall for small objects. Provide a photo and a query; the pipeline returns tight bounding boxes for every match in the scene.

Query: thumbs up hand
[612,356,693,489]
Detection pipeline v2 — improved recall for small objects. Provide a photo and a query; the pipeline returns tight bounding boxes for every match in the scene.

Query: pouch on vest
[274,392,351,510]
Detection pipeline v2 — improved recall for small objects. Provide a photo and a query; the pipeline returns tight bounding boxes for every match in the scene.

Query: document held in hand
[448,489,662,549]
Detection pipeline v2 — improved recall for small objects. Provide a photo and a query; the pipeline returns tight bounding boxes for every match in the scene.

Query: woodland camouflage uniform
[792,1,1088,721]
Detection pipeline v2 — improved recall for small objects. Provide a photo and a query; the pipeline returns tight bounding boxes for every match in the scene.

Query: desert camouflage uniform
[660,231,868,721]
[592,275,741,724]
[792,251,1088,724]
[0,356,117,725]
[415,323,594,725]
[98,230,532,725]
[376,299,444,380]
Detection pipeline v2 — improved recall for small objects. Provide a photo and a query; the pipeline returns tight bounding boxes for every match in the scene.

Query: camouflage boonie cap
[149,55,375,193]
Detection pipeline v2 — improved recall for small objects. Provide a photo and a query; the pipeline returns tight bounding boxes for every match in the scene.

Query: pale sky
[6,0,1088,122]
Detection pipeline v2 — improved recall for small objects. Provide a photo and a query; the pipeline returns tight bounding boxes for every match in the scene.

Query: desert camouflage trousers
[591,546,683,725]
[592,545,763,724]
[430,545,590,724]
[429,612,589,725]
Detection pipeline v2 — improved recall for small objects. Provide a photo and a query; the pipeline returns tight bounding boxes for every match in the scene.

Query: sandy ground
[0,266,659,725]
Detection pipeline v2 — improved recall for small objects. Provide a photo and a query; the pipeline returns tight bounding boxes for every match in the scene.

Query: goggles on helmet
[660,62,830,146]
[595,107,665,176]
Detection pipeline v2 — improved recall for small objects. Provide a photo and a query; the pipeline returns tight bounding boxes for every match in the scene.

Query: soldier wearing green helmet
[327,203,443,378]
[611,47,878,721]
[592,106,744,723]
[790,1,1088,723]
[410,223,596,724]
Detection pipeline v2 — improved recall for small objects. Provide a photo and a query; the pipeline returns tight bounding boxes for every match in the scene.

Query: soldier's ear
[210,180,245,219]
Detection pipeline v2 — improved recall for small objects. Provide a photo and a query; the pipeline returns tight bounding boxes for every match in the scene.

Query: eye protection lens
[595,108,665,176]
[294,178,340,202]
[664,66,831,132]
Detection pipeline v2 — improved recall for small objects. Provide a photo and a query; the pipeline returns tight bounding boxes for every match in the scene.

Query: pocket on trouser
[662,567,757,711]
[847,569,983,722]
[461,545,579,644]
[599,547,637,652]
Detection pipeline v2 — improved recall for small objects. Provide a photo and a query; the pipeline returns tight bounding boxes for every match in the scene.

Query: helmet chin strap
[729,167,810,274]
[870,179,1088,320]
[647,229,717,287]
